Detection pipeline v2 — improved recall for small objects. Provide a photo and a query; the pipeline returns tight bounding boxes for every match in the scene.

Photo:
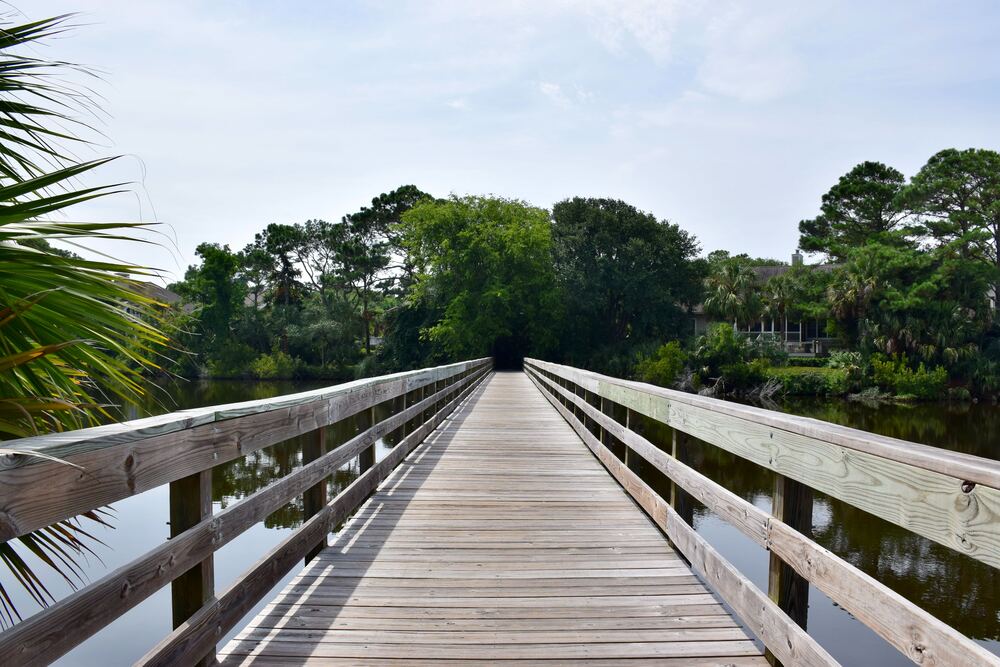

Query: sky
[22,0,1000,280]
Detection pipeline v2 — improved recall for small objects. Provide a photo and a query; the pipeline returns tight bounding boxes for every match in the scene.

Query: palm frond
[0,12,168,627]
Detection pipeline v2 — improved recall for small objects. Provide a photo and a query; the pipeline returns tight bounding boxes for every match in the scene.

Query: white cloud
[695,4,814,102]
[538,81,572,107]
[579,0,695,64]
[18,0,1000,274]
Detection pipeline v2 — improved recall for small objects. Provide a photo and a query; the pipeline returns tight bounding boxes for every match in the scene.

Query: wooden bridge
[0,358,998,665]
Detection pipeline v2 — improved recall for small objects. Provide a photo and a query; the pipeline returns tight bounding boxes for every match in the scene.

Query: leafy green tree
[799,161,910,260]
[903,148,1000,296]
[289,219,349,313]
[706,250,786,267]
[174,244,243,354]
[551,197,702,365]
[343,185,431,352]
[828,239,992,365]
[400,195,559,365]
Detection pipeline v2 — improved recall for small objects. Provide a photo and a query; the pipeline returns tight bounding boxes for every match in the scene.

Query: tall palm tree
[0,14,168,626]
[704,259,759,330]
[763,273,796,342]
[827,256,880,346]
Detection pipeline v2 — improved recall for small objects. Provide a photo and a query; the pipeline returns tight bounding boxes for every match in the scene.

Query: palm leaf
[0,12,170,627]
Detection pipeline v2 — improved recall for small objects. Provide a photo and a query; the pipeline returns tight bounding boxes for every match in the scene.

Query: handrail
[525,358,999,667]
[0,359,492,666]
[0,358,490,541]
[525,358,1000,569]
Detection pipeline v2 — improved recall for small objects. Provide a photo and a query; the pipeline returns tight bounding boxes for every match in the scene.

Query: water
[625,396,1000,666]
[1,378,401,666]
[4,380,999,665]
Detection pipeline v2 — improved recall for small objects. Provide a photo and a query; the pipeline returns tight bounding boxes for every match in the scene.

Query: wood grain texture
[0,359,490,541]
[528,363,1000,667]
[217,372,767,666]
[0,366,490,667]
[526,368,837,667]
[525,358,1000,489]
[526,358,1000,571]
[136,368,490,667]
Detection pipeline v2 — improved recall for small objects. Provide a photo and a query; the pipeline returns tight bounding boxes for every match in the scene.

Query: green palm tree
[704,259,760,329]
[827,256,880,346]
[763,273,797,342]
[0,14,168,626]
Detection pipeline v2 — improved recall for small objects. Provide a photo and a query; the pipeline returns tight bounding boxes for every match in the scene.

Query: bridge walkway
[218,371,766,665]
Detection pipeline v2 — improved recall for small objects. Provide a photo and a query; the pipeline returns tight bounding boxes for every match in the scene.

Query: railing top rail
[1,357,490,466]
[0,358,491,541]
[523,363,1000,666]
[525,357,1000,491]
[0,361,492,666]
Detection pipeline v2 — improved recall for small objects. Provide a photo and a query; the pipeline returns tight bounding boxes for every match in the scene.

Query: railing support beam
[303,427,328,562]
[670,429,694,526]
[360,407,376,473]
[169,469,214,666]
[766,473,813,666]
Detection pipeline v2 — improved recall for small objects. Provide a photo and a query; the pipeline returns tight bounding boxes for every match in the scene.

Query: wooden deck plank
[218,372,766,666]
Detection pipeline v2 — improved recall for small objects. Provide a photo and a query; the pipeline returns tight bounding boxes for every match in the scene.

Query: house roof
[751,263,841,282]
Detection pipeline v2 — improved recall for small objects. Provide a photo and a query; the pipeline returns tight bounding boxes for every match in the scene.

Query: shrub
[693,324,746,376]
[827,350,862,370]
[353,354,385,380]
[765,366,850,395]
[205,343,256,378]
[786,357,826,367]
[947,386,972,402]
[720,358,770,390]
[871,354,947,400]
[746,334,788,365]
[250,351,301,379]
[636,341,687,387]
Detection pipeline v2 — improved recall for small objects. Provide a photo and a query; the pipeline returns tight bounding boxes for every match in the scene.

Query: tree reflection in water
[126,380,1000,645]
[628,401,1000,643]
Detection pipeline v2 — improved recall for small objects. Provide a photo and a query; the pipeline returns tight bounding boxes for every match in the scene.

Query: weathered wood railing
[524,358,1000,667]
[0,358,492,666]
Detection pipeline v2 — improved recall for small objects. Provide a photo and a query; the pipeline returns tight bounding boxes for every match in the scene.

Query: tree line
[168,191,703,378]
[684,149,1000,399]
[170,147,1000,399]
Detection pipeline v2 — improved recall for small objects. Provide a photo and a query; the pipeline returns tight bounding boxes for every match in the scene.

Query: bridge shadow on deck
[217,376,491,665]
[217,371,764,666]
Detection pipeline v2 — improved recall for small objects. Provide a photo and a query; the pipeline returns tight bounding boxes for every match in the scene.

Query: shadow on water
[216,379,489,663]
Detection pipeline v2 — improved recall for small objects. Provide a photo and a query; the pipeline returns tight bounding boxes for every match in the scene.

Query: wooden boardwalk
[218,371,766,665]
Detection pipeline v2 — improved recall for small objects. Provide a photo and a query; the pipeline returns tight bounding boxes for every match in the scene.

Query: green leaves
[399,195,558,364]
[0,12,167,625]
[797,161,910,260]
[551,197,702,365]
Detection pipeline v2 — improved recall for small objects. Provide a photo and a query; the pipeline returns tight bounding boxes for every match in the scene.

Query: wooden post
[303,428,328,562]
[670,430,694,526]
[359,407,375,473]
[766,473,813,666]
[169,469,214,665]
[623,407,631,469]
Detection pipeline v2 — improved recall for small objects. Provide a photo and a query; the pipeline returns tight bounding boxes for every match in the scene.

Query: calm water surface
[4,381,999,665]
[3,379,402,666]
[627,397,1000,666]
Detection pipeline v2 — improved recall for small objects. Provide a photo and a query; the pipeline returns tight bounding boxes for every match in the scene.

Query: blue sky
[25,0,1000,277]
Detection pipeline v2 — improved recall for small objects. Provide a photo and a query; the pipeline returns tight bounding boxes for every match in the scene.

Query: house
[693,251,842,356]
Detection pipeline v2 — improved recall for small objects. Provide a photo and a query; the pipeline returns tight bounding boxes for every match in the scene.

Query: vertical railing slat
[169,469,214,666]
[303,427,329,562]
